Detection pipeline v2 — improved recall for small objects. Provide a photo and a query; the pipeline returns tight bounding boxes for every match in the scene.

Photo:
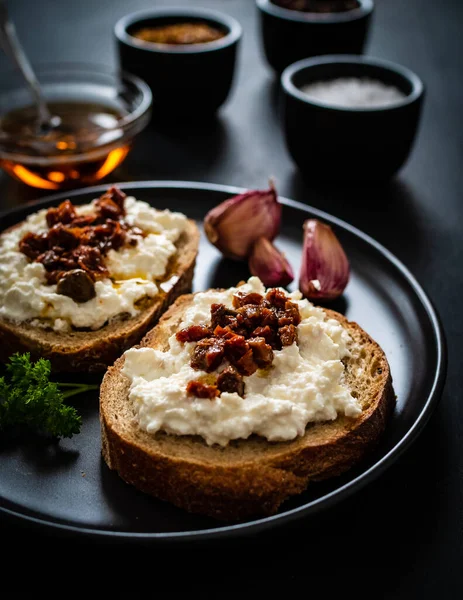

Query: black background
[0,0,462,594]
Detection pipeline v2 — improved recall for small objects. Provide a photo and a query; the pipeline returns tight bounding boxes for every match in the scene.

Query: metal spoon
[0,0,61,133]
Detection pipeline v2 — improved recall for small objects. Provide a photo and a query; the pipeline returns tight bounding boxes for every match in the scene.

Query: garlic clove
[204,185,282,260]
[248,236,294,287]
[299,219,350,301]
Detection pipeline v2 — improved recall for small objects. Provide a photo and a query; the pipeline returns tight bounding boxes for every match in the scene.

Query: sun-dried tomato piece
[278,316,292,327]
[248,337,274,368]
[108,221,128,251]
[279,324,297,346]
[264,288,287,308]
[258,306,278,328]
[237,304,263,326]
[223,333,248,362]
[213,325,234,338]
[252,325,273,343]
[210,303,240,329]
[82,220,126,252]
[217,366,244,396]
[283,300,301,326]
[18,232,48,260]
[103,186,127,211]
[232,292,264,308]
[45,270,65,285]
[176,325,212,343]
[191,338,225,372]
[47,223,81,251]
[186,380,219,399]
[46,200,77,227]
[70,214,98,228]
[37,249,78,273]
[96,197,124,221]
[234,349,258,376]
[73,245,108,279]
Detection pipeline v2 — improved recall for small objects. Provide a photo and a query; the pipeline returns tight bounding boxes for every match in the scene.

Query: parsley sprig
[0,353,99,439]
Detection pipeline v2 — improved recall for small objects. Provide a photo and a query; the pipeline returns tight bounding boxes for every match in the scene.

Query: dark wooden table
[1,0,461,594]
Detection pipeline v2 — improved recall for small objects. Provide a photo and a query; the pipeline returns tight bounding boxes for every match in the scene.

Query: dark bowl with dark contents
[115,7,242,120]
[281,55,425,181]
[256,0,374,74]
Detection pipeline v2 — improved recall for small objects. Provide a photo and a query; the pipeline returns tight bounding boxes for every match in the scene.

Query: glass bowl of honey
[0,63,152,190]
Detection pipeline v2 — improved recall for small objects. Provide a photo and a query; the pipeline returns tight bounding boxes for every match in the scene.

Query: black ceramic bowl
[256,0,374,74]
[281,55,425,181]
[114,8,242,119]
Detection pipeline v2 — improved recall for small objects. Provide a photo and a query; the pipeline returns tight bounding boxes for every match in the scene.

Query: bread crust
[100,293,396,521]
[0,219,200,373]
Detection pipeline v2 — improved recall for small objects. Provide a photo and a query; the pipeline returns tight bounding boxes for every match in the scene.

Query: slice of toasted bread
[0,219,200,373]
[100,292,395,521]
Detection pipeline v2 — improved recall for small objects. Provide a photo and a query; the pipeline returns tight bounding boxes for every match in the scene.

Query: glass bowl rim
[0,62,153,163]
[256,0,374,24]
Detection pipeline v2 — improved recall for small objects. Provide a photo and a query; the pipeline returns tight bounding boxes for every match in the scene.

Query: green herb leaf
[0,353,98,439]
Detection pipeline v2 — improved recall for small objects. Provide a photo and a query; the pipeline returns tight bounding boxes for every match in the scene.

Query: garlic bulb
[248,236,294,287]
[299,219,350,300]
[204,185,282,260]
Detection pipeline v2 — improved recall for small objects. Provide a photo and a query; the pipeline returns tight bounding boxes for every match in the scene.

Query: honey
[0,101,131,190]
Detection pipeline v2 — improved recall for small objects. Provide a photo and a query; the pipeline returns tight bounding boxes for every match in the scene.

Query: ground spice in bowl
[131,22,226,46]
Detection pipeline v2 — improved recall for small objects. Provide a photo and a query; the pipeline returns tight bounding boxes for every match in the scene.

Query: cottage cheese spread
[0,197,188,331]
[122,277,362,446]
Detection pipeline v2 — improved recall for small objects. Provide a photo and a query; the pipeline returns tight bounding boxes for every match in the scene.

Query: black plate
[0,181,447,542]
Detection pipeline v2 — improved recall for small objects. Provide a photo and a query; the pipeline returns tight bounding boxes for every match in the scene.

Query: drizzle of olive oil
[257,366,273,377]
[198,373,218,386]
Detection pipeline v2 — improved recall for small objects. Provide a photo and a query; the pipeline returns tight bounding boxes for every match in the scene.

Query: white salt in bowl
[281,54,425,181]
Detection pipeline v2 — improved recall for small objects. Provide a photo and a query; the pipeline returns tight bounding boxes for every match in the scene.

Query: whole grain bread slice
[100,292,396,521]
[0,219,200,373]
